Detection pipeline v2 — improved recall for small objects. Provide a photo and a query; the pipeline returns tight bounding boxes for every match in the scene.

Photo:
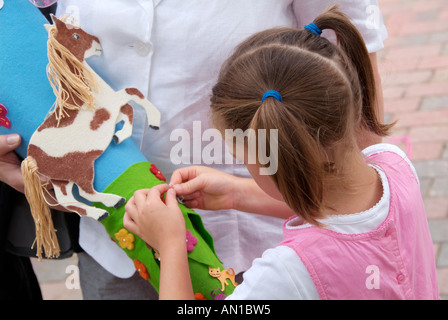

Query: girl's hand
[169,166,240,211]
[123,184,186,254]
[124,184,194,300]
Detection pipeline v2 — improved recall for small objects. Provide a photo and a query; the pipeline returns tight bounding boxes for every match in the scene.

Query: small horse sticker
[21,16,161,259]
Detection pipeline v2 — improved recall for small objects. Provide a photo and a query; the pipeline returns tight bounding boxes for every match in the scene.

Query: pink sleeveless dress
[280,149,439,299]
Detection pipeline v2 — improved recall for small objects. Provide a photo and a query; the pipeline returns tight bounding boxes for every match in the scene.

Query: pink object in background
[28,0,58,8]
[388,136,413,160]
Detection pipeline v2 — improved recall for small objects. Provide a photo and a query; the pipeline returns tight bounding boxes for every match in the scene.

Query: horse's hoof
[98,211,109,221]
[114,197,126,209]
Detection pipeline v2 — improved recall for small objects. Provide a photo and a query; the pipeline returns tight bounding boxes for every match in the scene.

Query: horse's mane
[46,22,98,124]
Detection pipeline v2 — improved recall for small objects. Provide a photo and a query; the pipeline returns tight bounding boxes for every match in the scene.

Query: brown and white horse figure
[21,16,161,258]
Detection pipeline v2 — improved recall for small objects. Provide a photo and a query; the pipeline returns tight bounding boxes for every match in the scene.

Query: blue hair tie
[262,90,283,103]
[304,22,322,36]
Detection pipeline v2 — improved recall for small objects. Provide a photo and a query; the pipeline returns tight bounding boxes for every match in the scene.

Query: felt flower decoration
[115,228,135,250]
[211,289,227,300]
[0,104,11,129]
[186,230,198,253]
[134,260,150,280]
[194,293,208,300]
[150,163,166,181]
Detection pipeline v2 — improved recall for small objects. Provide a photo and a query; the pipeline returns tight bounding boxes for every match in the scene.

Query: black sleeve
[38,3,57,22]
[0,182,42,300]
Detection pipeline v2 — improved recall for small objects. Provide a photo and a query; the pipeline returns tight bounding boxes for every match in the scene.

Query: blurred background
[377,0,448,299]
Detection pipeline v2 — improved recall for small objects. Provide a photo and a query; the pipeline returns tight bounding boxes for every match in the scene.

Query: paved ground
[31,254,82,300]
[32,0,448,299]
[377,0,448,299]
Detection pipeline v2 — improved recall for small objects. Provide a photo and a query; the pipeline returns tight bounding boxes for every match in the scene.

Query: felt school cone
[0,0,235,299]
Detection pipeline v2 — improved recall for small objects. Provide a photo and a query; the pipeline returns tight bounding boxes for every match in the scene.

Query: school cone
[0,1,235,299]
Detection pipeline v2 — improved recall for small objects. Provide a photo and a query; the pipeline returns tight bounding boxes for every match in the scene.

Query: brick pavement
[33,0,448,299]
[378,0,448,299]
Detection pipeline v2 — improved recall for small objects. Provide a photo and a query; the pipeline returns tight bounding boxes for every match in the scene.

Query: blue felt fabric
[0,0,147,192]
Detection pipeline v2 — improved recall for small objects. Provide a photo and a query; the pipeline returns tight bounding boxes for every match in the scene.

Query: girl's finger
[169,167,192,185]
[164,188,178,207]
[151,183,170,194]
[123,211,137,231]
[181,190,201,201]
[133,189,148,212]
[125,195,135,209]
[147,184,170,204]
[184,199,199,209]
[172,175,206,196]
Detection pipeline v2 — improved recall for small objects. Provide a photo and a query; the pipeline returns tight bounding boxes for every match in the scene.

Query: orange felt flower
[115,228,135,250]
[134,260,150,280]
[194,293,208,300]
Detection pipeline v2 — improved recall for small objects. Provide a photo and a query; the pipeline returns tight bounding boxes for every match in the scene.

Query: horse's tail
[21,156,60,260]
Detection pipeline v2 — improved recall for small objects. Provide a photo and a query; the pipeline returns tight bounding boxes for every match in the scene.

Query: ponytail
[313,5,393,136]
[251,99,326,226]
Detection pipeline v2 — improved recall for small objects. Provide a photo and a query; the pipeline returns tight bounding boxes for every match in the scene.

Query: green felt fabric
[96,162,235,299]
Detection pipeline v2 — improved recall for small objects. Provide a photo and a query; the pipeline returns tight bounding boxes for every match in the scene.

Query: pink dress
[280,149,439,299]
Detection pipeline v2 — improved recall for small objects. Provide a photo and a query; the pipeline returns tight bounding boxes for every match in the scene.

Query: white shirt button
[0,0,4,10]
[134,41,151,56]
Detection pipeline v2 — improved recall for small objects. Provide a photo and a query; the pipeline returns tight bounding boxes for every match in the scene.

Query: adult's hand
[0,134,24,193]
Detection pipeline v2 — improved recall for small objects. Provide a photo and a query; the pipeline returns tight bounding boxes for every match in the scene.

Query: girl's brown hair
[210,5,393,225]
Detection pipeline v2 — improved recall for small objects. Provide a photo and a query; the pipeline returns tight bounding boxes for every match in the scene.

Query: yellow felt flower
[115,228,135,250]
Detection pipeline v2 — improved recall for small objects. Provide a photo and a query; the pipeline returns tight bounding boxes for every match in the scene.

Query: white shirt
[228,144,417,300]
[56,0,388,278]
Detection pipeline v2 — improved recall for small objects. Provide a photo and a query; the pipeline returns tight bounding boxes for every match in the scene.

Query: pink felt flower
[150,163,166,181]
[186,230,198,252]
[0,104,11,129]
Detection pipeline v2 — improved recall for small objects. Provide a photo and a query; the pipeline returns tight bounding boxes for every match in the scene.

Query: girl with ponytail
[124,6,439,299]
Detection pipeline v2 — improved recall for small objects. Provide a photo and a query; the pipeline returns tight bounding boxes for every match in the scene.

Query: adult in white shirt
[0,0,388,299]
